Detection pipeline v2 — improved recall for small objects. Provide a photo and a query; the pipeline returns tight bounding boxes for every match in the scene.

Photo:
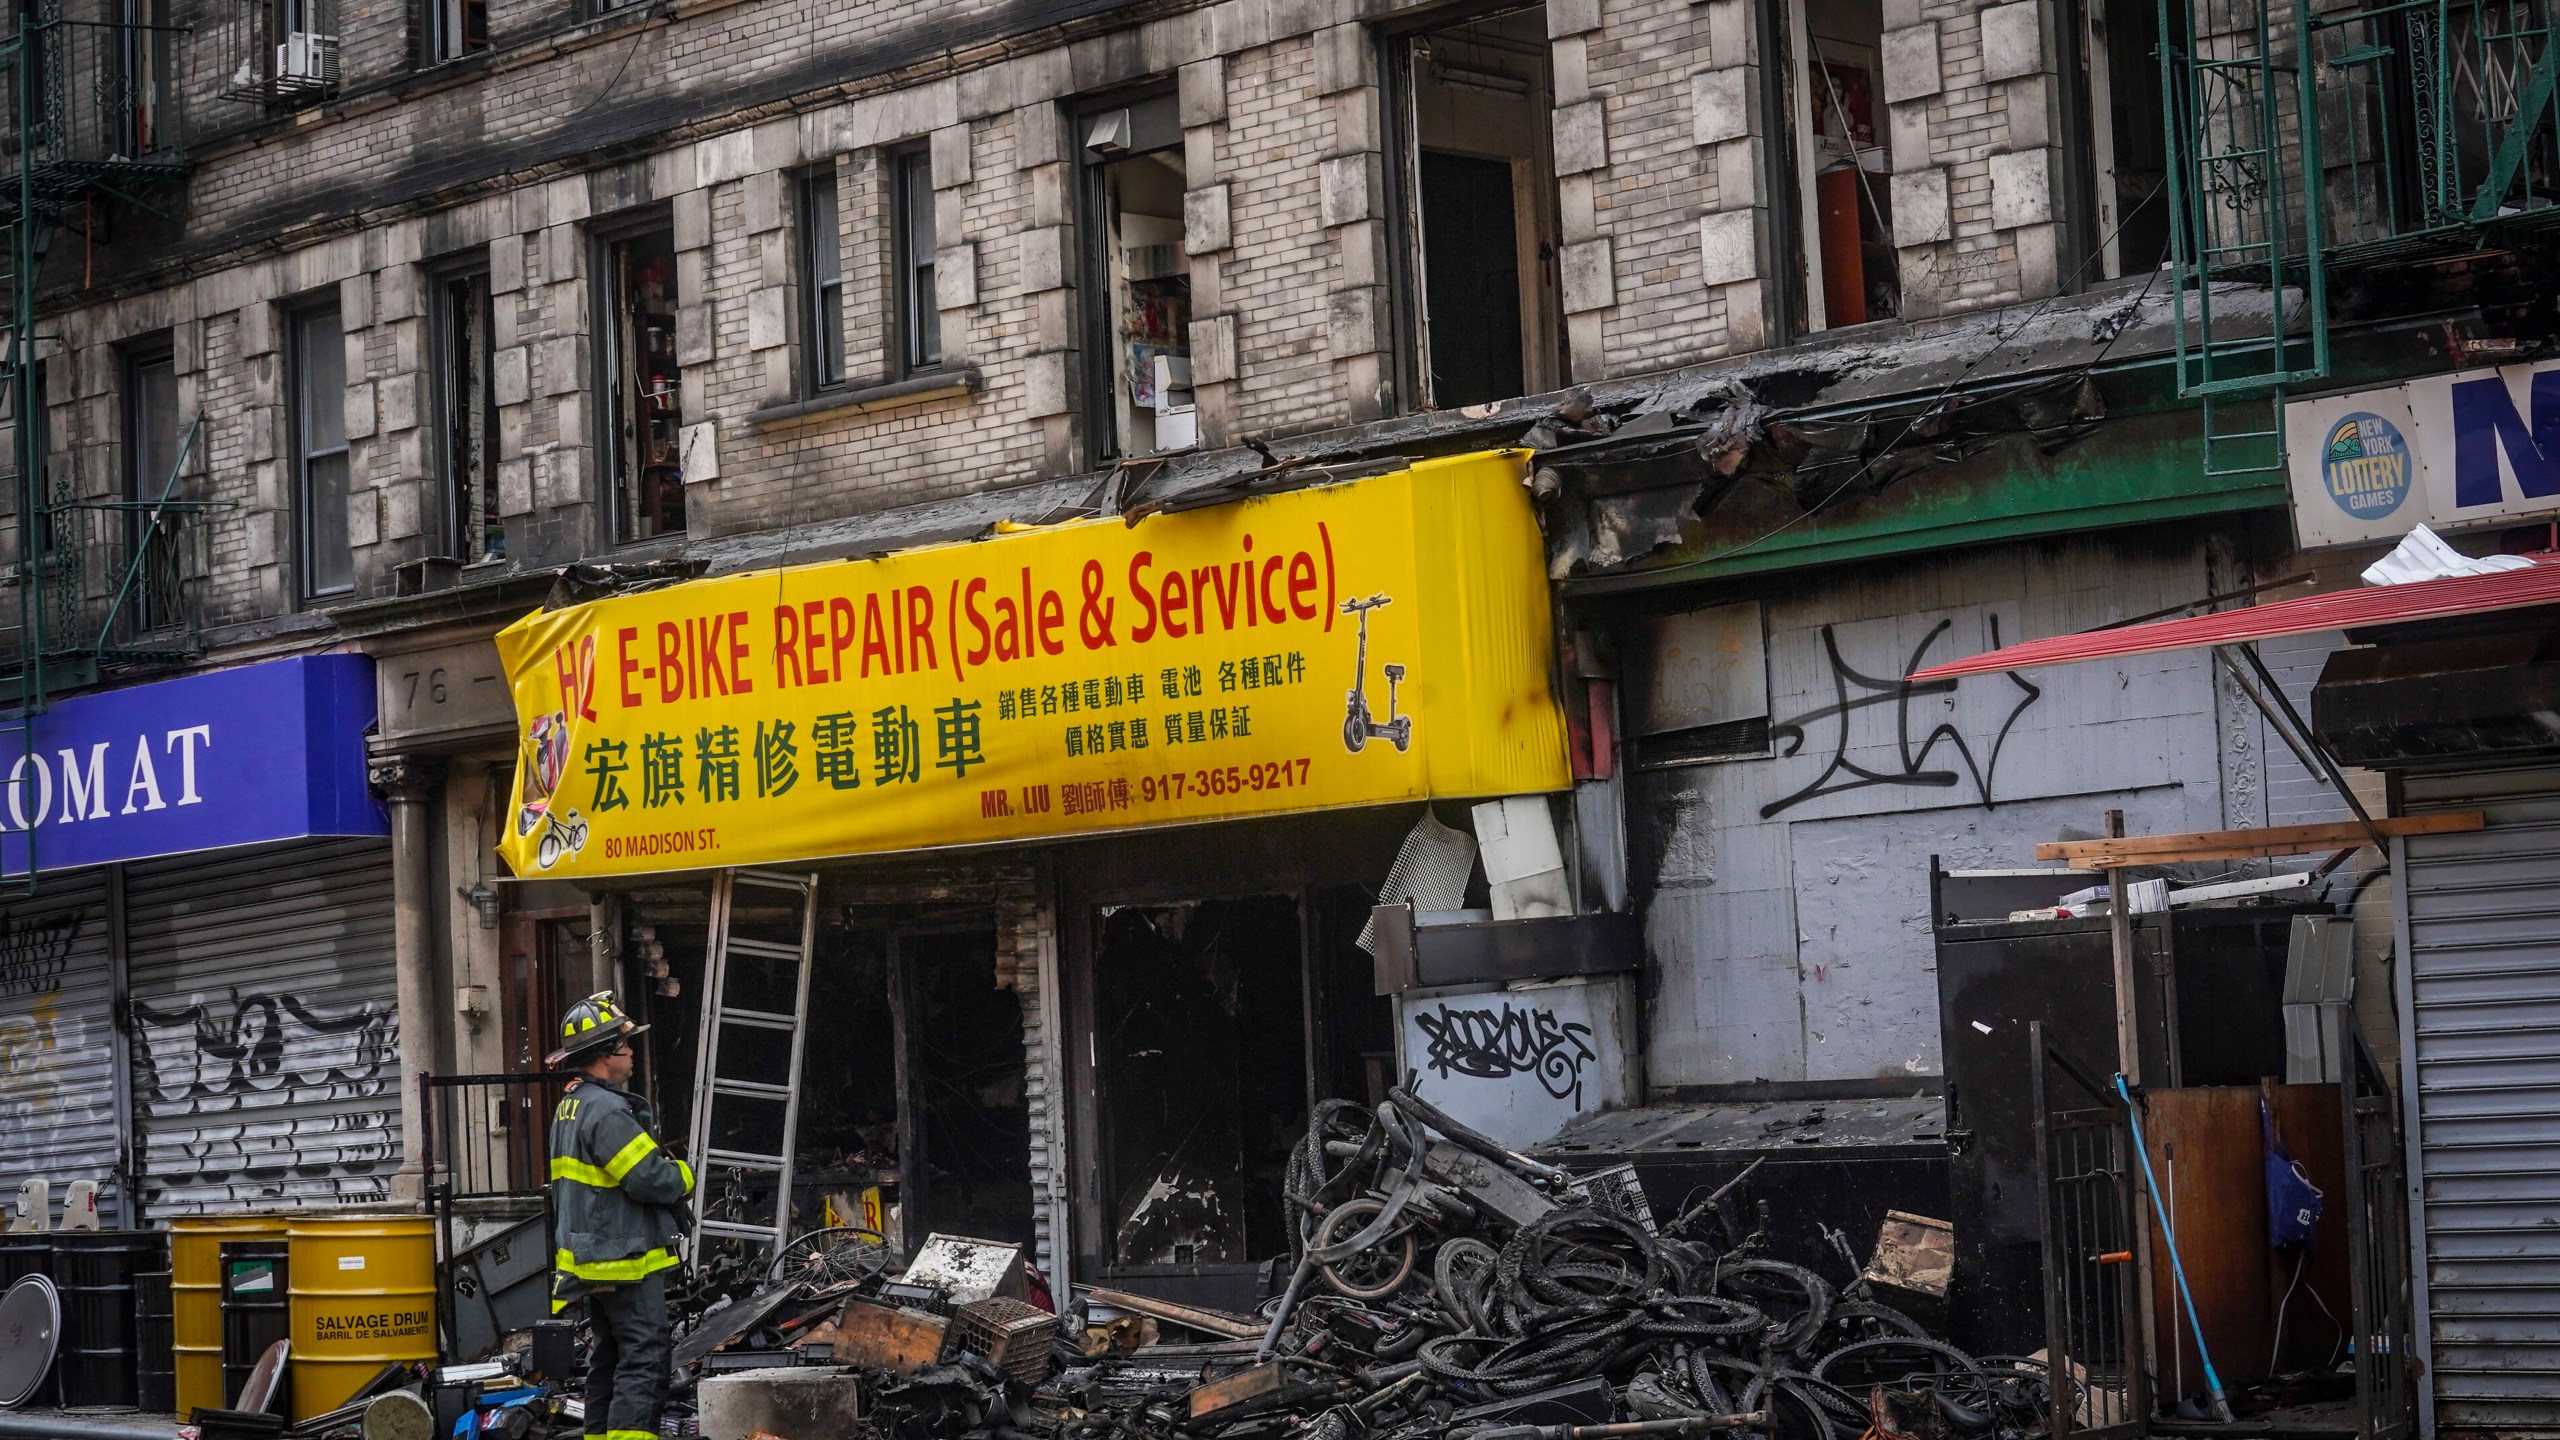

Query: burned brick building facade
[10,0,2558,1418]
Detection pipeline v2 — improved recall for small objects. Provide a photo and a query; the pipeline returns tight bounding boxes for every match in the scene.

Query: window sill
[747,369,980,429]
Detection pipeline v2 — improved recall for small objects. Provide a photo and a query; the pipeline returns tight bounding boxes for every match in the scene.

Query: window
[893,149,941,375]
[1627,602,1772,767]
[599,224,684,543]
[220,0,339,105]
[427,0,488,64]
[2064,0,2172,277]
[1388,6,1567,410]
[290,305,353,598]
[434,264,502,562]
[1079,95,1191,461]
[1775,0,1897,330]
[118,0,175,154]
[800,166,847,391]
[122,344,185,631]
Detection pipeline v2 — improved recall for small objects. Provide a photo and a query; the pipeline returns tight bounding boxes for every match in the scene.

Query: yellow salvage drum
[172,1214,288,1420]
[285,1214,437,1422]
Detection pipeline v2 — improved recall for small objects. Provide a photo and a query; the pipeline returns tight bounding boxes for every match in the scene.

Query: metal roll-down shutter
[0,870,121,1224]
[124,837,400,1214]
[2401,764,2560,1431]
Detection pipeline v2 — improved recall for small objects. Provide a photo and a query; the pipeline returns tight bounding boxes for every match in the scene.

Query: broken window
[2065,0,2172,276]
[1628,601,1774,767]
[1390,6,1567,410]
[1777,0,1898,329]
[599,223,684,543]
[434,263,502,562]
[1080,95,1193,461]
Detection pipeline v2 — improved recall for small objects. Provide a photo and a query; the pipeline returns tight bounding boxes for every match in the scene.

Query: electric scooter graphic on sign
[1340,594,1412,754]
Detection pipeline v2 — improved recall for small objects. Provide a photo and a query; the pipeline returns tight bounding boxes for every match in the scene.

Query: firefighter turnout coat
[549,1075,695,1299]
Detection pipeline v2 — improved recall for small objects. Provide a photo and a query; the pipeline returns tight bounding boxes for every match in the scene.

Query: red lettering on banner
[773,605,804,689]
[802,601,829,684]
[862,593,892,677]
[907,585,937,672]
[656,623,683,703]
[616,627,643,708]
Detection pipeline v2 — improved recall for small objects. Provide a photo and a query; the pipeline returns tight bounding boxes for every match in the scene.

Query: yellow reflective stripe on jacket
[600,1432,657,1440]
[675,1158,695,1195]
[602,1130,660,1182]
[549,1156,615,1188]
[554,1246,680,1282]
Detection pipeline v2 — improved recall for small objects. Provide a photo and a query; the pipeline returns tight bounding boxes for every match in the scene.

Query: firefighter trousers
[583,1271,671,1440]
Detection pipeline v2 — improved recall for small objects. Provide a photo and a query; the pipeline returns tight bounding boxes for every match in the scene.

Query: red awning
[1907,554,2560,681]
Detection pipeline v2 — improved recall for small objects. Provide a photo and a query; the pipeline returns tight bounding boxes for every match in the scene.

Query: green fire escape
[0,0,191,883]
[2156,0,2560,471]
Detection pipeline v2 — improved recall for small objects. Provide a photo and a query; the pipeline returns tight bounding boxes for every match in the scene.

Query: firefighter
[549,992,692,1440]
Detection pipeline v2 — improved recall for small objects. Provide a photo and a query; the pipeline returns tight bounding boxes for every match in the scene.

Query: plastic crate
[949,1296,1057,1387]
[1568,1162,1658,1234]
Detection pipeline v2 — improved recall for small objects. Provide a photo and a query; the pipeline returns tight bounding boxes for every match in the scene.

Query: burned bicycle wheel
[1316,1199,1417,1300]
[767,1225,894,1287]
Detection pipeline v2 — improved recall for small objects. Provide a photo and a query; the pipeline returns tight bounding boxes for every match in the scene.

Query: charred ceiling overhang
[1533,370,2108,580]
[2312,615,2560,767]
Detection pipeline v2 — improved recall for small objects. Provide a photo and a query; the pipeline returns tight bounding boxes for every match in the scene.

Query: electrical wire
[1683,172,2173,570]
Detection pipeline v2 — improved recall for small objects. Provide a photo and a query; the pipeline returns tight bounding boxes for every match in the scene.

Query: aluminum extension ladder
[685,868,819,1260]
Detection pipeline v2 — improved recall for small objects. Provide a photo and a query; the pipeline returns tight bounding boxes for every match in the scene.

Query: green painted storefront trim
[1561,411,2284,596]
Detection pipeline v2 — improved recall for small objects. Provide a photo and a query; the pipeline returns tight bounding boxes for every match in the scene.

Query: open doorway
[893,929,1034,1250]
[1390,6,1566,410]
[1087,887,1393,1290]
[1778,0,1898,329]
[2067,0,2172,276]
[632,896,1031,1255]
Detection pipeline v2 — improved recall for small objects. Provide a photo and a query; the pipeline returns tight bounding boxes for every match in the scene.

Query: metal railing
[422,1070,569,1203]
[0,2,187,185]
[0,414,215,682]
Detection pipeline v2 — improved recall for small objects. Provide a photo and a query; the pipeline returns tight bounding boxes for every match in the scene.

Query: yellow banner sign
[495,451,1568,878]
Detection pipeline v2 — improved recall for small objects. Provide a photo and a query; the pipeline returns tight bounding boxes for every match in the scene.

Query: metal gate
[0,871,119,1223]
[2335,1001,2415,1440]
[2398,763,2560,1433]
[2032,1022,2147,1440]
[123,837,400,1214]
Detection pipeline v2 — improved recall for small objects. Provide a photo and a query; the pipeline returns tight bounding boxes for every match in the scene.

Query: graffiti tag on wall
[131,990,399,1207]
[1761,618,2042,819]
[0,910,81,998]
[1416,1002,1598,1107]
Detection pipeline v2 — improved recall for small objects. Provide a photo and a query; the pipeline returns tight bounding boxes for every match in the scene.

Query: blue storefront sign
[0,653,386,875]
[2288,360,2560,547]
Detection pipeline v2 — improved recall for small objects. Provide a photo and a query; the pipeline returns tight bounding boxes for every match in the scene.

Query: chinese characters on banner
[494,451,1569,878]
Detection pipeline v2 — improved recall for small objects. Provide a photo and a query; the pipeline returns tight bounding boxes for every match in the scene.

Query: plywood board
[2143,1086,2273,1402]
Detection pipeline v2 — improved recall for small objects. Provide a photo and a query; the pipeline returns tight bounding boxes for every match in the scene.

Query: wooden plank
[2037,811,2483,866]
[1086,1286,1263,1340]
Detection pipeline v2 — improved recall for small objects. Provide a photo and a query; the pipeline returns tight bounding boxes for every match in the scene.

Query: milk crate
[950,1296,1058,1386]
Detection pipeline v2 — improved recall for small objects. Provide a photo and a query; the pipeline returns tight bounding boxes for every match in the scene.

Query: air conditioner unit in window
[274,31,338,92]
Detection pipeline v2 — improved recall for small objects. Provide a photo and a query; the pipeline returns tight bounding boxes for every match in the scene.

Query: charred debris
[452,1083,2036,1440]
